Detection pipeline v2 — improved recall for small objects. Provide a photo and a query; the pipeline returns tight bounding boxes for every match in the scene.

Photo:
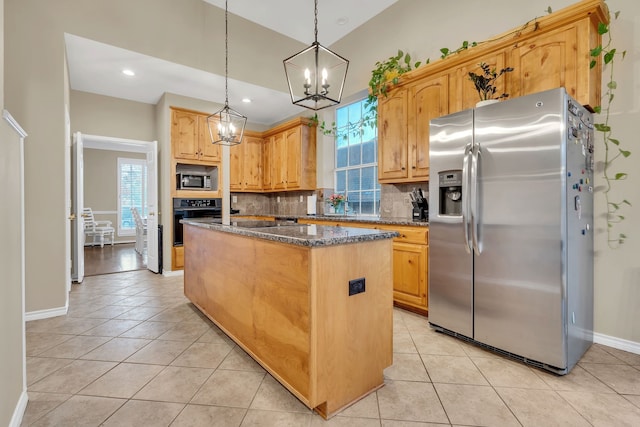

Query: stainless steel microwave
[177,172,212,190]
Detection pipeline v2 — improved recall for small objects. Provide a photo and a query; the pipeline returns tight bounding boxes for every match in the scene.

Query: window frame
[116,157,147,237]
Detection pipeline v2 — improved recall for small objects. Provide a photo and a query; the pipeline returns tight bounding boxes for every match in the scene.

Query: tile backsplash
[380,183,428,219]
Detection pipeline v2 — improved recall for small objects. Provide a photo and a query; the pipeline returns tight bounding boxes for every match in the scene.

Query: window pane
[336,146,348,168]
[348,144,361,166]
[335,170,346,193]
[347,169,360,190]
[117,158,147,236]
[361,166,375,190]
[362,140,375,164]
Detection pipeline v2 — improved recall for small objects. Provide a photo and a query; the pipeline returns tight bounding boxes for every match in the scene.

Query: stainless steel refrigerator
[428,88,594,374]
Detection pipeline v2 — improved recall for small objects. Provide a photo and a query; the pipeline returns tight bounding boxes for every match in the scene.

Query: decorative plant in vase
[327,193,346,213]
[468,62,514,102]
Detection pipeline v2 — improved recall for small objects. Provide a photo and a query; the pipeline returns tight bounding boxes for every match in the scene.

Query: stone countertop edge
[181,219,399,247]
[233,214,429,227]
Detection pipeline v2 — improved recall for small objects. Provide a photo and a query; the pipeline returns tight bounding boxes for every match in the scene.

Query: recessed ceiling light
[336,17,349,26]
[242,98,252,103]
[122,69,135,77]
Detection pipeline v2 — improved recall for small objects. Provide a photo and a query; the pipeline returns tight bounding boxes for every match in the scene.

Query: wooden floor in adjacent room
[84,243,146,276]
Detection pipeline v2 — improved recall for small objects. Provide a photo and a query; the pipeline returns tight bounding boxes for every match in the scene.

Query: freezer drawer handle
[471,143,482,255]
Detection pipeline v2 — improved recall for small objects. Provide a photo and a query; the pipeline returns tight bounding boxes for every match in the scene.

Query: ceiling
[65,0,397,126]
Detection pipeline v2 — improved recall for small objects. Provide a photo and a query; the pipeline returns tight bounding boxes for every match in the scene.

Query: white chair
[131,207,147,254]
[83,207,115,248]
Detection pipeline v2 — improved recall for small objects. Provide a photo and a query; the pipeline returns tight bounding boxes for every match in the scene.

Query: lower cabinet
[172,246,184,270]
[298,218,429,315]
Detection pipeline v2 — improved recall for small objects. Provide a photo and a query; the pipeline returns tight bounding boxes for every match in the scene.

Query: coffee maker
[410,188,429,221]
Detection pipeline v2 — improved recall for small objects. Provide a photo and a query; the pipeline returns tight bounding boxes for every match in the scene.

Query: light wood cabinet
[297,218,429,315]
[172,246,184,270]
[230,134,263,191]
[262,138,273,190]
[376,0,607,184]
[171,108,220,163]
[264,118,316,191]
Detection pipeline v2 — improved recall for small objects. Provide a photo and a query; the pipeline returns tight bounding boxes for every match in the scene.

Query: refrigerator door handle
[462,143,472,253]
[471,143,482,255]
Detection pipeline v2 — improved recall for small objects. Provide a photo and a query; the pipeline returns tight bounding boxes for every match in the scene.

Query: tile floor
[21,270,640,426]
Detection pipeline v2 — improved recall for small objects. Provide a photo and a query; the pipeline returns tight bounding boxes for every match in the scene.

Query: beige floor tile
[579,344,625,364]
[496,387,590,426]
[559,391,640,426]
[113,295,157,307]
[250,374,311,413]
[381,421,450,426]
[101,399,184,427]
[26,332,74,356]
[197,326,235,346]
[600,346,640,365]
[384,353,429,382]
[393,332,417,354]
[80,337,152,362]
[218,347,266,372]
[421,354,488,385]
[580,363,640,394]
[435,383,518,426]
[377,380,448,424]
[80,319,141,336]
[171,341,233,368]
[148,305,202,322]
[82,304,133,319]
[472,356,550,389]
[537,364,614,393]
[191,369,265,408]
[26,357,74,386]
[157,321,210,342]
[114,305,167,321]
[124,338,191,365]
[119,320,176,339]
[309,415,382,426]
[400,313,431,335]
[412,334,466,356]
[240,409,313,426]
[133,365,213,403]
[459,341,500,359]
[337,391,379,419]
[170,404,246,427]
[29,359,117,394]
[37,335,110,359]
[624,394,640,409]
[79,362,163,398]
[19,392,71,426]
[29,395,125,427]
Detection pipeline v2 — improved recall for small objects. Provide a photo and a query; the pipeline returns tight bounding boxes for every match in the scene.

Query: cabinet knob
[401,167,406,170]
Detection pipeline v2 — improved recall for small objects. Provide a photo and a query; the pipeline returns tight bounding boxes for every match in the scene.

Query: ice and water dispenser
[439,171,462,216]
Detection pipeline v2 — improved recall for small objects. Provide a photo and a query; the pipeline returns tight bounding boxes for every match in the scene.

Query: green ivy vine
[590,9,631,248]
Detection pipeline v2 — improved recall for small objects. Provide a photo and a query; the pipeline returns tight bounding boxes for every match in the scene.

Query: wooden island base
[183,224,393,418]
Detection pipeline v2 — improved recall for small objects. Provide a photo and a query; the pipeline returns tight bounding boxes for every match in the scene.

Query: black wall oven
[173,198,221,245]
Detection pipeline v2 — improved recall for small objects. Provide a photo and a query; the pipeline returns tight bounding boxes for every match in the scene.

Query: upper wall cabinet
[377,0,607,184]
[230,134,263,192]
[171,108,220,163]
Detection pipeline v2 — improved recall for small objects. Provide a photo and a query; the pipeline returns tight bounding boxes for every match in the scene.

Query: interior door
[72,131,85,283]
[146,141,159,273]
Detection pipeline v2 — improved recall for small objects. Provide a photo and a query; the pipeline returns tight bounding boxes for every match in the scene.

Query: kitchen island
[181,219,397,418]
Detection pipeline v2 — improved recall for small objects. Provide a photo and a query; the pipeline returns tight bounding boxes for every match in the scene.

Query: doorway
[72,133,159,282]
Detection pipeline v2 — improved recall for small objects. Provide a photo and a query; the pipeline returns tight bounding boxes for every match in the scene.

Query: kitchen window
[117,158,147,236]
[334,98,380,215]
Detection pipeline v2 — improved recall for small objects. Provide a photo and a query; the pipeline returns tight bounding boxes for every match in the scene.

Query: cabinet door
[509,25,578,100]
[408,75,448,179]
[392,242,427,310]
[285,127,301,189]
[378,89,408,181]
[272,132,287,190]
[449,54,507,112]
[243,136,263,191]
[199,115,220,162]
[171,110,199,161]
[229,143,244,190]
[262,137,273,190]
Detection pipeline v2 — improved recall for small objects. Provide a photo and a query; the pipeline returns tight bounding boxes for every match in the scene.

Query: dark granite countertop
[181,218,398,247]
[232,214,428,227]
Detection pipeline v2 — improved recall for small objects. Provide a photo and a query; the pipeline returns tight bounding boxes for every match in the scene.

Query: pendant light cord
[314,0,318,44]
[224,0,229,107]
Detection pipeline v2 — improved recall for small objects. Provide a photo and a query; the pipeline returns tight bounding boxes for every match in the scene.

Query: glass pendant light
[283,0,349,111]
[208,0,246,145]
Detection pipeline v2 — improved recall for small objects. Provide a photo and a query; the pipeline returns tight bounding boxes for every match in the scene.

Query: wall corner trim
[25,305,68,322]
[594,332,640,356]
[8,391,28,427]
[2,110,28,138]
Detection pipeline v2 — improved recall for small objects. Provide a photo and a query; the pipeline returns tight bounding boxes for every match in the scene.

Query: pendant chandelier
[207,0,246,146]
[283,0,349,111]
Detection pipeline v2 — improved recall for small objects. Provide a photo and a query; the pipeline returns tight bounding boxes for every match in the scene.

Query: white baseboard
[8,390,28,427]
[162,269,184,278]
[594,332,640,355]
[25,305,68,321]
